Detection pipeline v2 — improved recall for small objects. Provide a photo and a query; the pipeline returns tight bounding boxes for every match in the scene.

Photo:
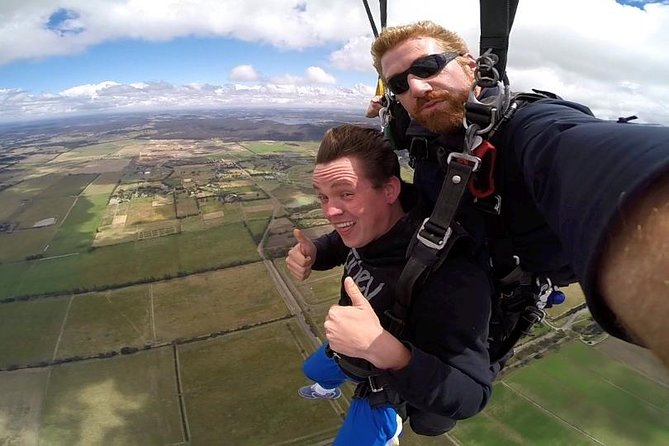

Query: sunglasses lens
[387,53,455,95]
[412,57,442,78]
[388,76,409,95]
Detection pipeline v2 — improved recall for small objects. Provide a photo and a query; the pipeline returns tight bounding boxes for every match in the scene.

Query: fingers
[366,97,384,118]
[293,228,316,258]
[286,229,316,281]
[344,277,369,308]
[286,245,312,280]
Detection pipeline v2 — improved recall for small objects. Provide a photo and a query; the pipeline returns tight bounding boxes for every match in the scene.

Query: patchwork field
[152,262,289,340]
[450,341,669,445]
[2,121,668,446]
[0,223,261,300]
[39,348,184,445]
[0,262,289,368]
[0,369,48,445]
[179,320,342,445]
[0,298,70,367]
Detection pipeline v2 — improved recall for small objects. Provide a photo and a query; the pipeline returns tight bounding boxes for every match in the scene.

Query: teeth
[334,222,354,229]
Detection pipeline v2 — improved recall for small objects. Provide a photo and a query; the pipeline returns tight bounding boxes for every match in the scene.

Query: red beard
[413,88,469,134]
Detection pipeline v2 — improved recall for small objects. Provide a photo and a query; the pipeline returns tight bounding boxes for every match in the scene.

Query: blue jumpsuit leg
[302,343,348,389]
[334,398,402,446]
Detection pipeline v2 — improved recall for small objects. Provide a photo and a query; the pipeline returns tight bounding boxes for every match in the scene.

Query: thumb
[293,228,314,256]
[344,277,370,308]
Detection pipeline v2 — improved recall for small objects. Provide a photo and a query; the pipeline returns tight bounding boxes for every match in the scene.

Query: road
[255,193,321,350]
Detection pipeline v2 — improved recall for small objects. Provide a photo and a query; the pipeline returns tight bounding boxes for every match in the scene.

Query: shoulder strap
[479,0,519,84]
[386,158,475,336]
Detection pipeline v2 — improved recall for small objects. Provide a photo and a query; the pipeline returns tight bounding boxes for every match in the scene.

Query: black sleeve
[312,230,349,270]
[385,256,493,419]
[499,100,669,341]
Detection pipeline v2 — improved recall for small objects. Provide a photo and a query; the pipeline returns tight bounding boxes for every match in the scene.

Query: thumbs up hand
[324,277,384,360]
[286,228,316,281]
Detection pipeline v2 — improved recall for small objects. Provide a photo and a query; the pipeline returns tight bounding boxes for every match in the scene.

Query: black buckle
[417,218,452,251]
[474,194,502,214]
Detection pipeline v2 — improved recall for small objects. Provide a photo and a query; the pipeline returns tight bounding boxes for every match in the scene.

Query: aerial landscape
[0,108,668,445]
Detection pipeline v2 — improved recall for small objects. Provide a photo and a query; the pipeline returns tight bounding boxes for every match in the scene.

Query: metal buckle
[447,152,481,172]
[368,376,384,393]
[416,218,452,251]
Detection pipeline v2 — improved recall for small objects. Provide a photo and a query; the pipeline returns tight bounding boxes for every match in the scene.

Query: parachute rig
[335,1,568,383]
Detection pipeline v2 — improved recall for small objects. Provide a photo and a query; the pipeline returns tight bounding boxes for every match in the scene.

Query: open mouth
[333,220,355,235]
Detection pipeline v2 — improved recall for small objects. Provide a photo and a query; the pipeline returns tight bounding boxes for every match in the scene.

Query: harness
[337,0,567,412]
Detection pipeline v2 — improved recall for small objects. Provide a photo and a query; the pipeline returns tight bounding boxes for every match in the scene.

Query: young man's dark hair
[317,124,400,188]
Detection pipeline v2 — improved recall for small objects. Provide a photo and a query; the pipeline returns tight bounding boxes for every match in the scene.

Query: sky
[0,0,668,123]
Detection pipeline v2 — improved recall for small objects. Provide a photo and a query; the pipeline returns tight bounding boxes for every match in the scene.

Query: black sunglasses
[386,52,460,95]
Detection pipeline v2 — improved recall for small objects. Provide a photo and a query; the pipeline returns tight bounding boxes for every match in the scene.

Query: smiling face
[381,37,477,134]
[312,156,402,249]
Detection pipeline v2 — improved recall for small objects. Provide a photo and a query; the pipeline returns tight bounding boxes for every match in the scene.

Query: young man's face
[312,156,399,249]
[381,37,476,134]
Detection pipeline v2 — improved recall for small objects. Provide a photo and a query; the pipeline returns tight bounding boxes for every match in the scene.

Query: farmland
[1,110,668,446]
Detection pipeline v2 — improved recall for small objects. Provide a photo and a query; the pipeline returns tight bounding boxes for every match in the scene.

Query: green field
[179,320,341,445]
[47,193,110,255]
[0,226,56,262]
[242,141,319,155]
[451,341,669,445]
[0,222,261,299]
[39,347,183,445]
[153,262,289,340]
[0,297,70,367]
[56,286,152,358]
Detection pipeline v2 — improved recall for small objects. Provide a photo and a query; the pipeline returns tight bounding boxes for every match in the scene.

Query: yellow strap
[375,78,385,97]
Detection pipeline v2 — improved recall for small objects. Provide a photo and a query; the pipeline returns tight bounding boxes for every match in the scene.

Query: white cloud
[306,66,335,84]
[270,66,337,86]
[229,65,259,82]
[0,80,372,122]
[329,36,375,72]
[1,1,669,123]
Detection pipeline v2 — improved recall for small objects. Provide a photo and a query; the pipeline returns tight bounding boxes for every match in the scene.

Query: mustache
[416,91,452,112]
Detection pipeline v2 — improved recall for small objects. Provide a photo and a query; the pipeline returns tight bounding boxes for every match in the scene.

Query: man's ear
[463,53,478,69]
[384,176,402,204]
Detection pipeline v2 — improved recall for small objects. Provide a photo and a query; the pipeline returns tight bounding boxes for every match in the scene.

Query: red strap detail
[468,140,496,198]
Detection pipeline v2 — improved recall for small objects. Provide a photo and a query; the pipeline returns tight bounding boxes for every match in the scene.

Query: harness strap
[388,159,476,337]
[479,0,519,84]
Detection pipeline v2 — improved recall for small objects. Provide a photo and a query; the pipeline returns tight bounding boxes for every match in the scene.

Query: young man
[286,124,493,444]
[368,21,669,365]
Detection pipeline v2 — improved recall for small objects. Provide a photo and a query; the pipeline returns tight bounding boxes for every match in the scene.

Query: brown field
[68,158,131,175]
[269,217,294,234]
[82,172,121,196]
[175,192,199,218]
[0,192,26,222]
[125,197,175,225]
[0,368,49,446]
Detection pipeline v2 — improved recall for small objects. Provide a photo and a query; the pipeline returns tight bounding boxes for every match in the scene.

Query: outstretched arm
[600,175,669,367]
